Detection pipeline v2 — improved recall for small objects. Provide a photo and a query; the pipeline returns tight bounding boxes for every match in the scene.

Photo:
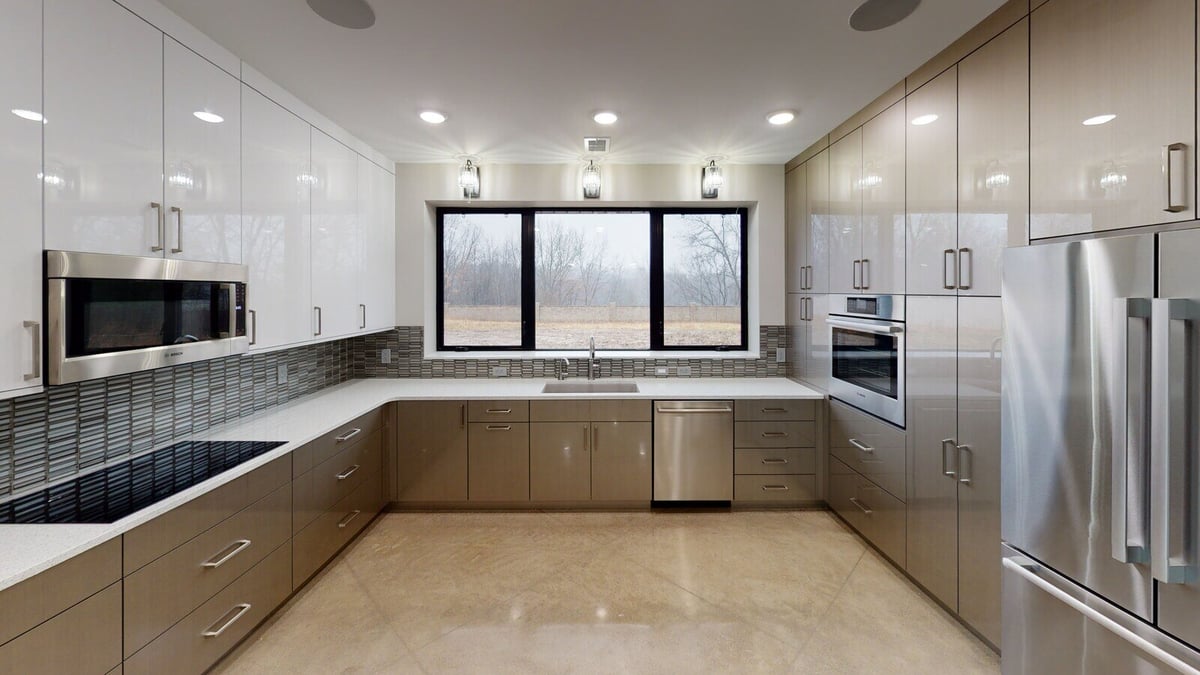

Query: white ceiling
[159,0,1005,164]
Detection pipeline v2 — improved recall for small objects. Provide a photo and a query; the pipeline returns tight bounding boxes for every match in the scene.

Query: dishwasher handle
[655,405,734,414]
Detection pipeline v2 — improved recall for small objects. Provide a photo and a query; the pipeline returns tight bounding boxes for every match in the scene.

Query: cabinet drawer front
[529,400,590,422]
[830,400,906,450]
[468,400,529,423]
[829,442,905,503]
[124,454,290,574]
[828,457,906,567]
[293,428,383,533]
[124,482,292,657]
[468,422,530,502]
[829,401,906,500]
[733,474,817,503]
[735,399,815,421]
[293,407,386,478]
[0,582,121,675]
[589,400,652,422]
[293,473,380,588]
[124,544,291,675]
[734,448,816,475]
[734,421,814,448]
[0,537,121,646]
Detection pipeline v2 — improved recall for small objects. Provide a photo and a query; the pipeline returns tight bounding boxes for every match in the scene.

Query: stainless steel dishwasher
[653,401,734,502]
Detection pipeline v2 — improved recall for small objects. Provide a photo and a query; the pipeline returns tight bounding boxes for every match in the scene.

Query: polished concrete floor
[213,510,999,674]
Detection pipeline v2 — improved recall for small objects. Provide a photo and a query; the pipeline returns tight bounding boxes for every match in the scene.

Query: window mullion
[649,210,665,350]
[521,209,536,349]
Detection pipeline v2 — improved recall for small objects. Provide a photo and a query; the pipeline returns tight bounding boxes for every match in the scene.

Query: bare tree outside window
[663,213,743,346]
[441,213,522,346]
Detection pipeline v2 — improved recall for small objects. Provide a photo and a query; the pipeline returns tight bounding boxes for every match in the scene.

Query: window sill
[424,349,762,361]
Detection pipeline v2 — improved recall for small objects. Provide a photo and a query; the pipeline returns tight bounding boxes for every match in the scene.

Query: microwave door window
[66,280,168,357]
[832,327,899,398]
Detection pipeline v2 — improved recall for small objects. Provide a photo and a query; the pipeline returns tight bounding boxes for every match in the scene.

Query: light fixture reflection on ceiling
[1083,114,1116,126]
[766,110,796,126]
[420,110,447,124]
[192,111,224,124]
[458,159,480,199]
[911,113,938,126]
[701,159,724,199]
[593,111,618,125]
[11,109,45,123]
[582,160,601,199]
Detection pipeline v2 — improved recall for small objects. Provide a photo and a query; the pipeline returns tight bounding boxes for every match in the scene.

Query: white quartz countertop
[0,377,823,592]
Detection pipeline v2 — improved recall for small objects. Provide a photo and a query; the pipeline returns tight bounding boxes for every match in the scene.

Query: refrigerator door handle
[1112,297,1152,564]
[1151,298,1199,584]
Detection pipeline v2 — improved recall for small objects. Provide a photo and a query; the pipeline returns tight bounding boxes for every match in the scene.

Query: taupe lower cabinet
[529,400,652,503]
[905,296,1002,647]
[732,399,818,504]
[395,400,468,502]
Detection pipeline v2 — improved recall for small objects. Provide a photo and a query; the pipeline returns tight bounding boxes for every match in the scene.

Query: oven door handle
[827,318,904,335]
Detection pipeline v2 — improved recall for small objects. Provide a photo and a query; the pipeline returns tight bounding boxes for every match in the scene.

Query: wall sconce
[582,160,601,199]
[458,159,480,199]
[701,159,724,199]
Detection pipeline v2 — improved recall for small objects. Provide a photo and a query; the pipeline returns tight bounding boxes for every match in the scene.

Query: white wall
[393,163,786,349]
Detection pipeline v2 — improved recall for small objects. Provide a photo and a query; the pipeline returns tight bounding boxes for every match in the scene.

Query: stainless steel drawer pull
[336,464,360,481]
[852,259,862,289]
[761,485,790,491]
[313,306,322,336]
[848,438,874,453]
[486,425,512,431]
[23,321,40,381]
[170,206,184,253]
[943,249,957,290]
[201,603,252,638]
[337,510,361,529]
[1163,142,1187,213]
[761,458,789,465]
[335,428,362,443]
[201,539,252,569]
[359,303,367,329]
[761,432,789,438]
[848,497,873,515]
[957,247,973,290]
[861,259,870,289]
[485,408,513,414]
[760,407,788,413]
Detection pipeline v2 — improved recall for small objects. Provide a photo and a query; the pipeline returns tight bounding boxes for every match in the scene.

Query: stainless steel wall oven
[828,294,905,427]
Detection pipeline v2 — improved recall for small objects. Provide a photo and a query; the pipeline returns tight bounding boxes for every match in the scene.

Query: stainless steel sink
[541,381,640,394]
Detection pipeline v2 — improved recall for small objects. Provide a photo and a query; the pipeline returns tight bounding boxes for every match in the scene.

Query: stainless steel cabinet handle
[313,306,322,336]
[957,248,973,290]
[337,510,361,529]
[170,206,183,253]
[806,296,813,322]
[761,485,790,491]
[460,404,466,429]
[761,431,789,438]
[359,303,367,329]
[1112,297,1152,564]
[485,408,512,414]
[1151,298,1199,583]
[861,259,870,289]
[852,260,862,289]
[654,405,734,414]
[202,603,252,638]
[22,321,40,381]
[957,445,972,485]
[201,539,252,569]
[248,310,257,346]
[848,438,874,453]
[150,202,164,252]
[941,439,958,478]
[943,249,957,290]
[806,265,813,290]
[1163,143,1187,213]
[584,424,591,452]
[826,319,904,335]
[761,458,789,465]
[336,464,360,481]
[486,424,512,431]
[335,428,362,443]
[848,497,873,515]
[760,407,788,413]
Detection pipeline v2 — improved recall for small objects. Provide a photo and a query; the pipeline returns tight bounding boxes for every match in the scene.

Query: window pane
[662,213,743,346]
[442,213,522,346]
[534,212,650,349]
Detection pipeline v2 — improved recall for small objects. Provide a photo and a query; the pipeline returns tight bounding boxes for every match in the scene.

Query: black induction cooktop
[0,440,287,525]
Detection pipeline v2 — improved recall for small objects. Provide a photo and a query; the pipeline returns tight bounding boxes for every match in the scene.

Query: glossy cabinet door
[358,157,396,332]
[828,129,862,294]
[592,421,652,501]
[905,296,959,609]
[785,163,807,293]
[786,293,807,381]
[804,294,830,391]
[956,296,1002,646]
[241,86,313,351]
[44,0,164,256]
[530,422,591,501]
[861,101,905,293]
[310,129,361,339]
[906,68,959,296]
[163,38,241,264]
[0,0,43,398]
[959,20,1029,297]
[1030,0,1194,238]
[807,149,831,294]
[395,401,467,502]
[467,423,529,502]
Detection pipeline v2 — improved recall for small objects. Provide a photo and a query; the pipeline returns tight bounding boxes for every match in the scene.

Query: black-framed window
[436,207,748,351]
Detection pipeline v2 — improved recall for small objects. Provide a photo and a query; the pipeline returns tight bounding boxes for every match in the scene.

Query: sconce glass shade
[458,159,480,198]
[582,160,601,199]
[701,160,724,198]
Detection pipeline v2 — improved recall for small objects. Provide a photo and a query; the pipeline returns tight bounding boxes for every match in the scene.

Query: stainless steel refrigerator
[1001,230,1200,673]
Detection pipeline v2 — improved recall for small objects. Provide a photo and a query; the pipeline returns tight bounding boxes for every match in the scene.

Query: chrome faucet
[588,337,598,380]
[556,357,570,380]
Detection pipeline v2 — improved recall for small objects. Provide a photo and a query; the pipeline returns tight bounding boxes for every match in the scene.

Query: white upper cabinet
[959,20,1029,296]
[0,0,44,397]
[358,156,396,332]
[44,0,164,256]
[860,101,905,294]
[164,38,241,264]
[242,86,312,352]
[906,68,959,296]
[806,148,830,294]
[311,129,361,339]
[785,164,808,293]
[829,129,863,294]
[1030,0,1194,238]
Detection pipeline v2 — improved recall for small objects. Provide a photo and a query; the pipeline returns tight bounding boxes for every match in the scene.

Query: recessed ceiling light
[767,110,796,126]
[911,113,938,126]
[850,0,921,32]
[306,0,375,29]
[11,109,45,123]
[420,110,447,124]
[192,111,224,124]
[1082,113,1116,126]
[593,111,618,125]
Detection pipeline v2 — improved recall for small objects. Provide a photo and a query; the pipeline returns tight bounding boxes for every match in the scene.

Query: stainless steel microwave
[46,251,248,385]
[828,294,906,428]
